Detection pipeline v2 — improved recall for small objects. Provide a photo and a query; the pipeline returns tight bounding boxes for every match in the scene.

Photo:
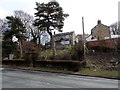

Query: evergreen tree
[34,1,69,57]
[5,16,26,40]
[3,16,26,58]
[34,1,69,37]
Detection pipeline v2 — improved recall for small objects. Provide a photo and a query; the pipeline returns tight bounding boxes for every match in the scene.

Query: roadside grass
[30,66,119,78]
[2,64,119,79]
[33,66,69,72]
[34,67,119,78]
[79,68,119,78]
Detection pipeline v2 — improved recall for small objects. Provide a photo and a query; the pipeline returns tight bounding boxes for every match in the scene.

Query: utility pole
[53,31,56,60]
[82,17,86,60]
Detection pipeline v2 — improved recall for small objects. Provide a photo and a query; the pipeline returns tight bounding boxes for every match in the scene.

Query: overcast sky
[0,0,119,34]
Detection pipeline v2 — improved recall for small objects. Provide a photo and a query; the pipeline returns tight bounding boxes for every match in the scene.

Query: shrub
[48,41,84,61]
[23,41,39,66]
[2,40,17,58]
[35,60,86,72]
[71,41,84,61]
[87,46,116,53]
[24,52,38,67]
[2,59,28,66]
[2,59,86,72]
[49,52,71,60]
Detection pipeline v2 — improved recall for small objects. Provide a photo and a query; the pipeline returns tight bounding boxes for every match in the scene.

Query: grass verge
[79,68,119,78]
[2,65,119,79]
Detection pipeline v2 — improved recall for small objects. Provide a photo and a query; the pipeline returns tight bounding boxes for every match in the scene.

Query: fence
[86,38,120,48]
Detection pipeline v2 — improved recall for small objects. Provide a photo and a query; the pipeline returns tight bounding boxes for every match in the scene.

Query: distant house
[86,35,97,41]
[54,31,76,45]
[86,20,120,48]
[91,20,111,40]
[111,35,120,39]
[76,34,89,41]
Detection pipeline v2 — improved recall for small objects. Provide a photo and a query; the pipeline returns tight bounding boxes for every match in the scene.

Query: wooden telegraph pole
[82,17,86,60]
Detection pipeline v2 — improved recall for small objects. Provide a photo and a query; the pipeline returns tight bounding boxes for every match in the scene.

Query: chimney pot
[54,31,55,35]
[98,20,101,24]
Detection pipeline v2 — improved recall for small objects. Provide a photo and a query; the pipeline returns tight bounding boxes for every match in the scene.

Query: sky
[0,0,119,35]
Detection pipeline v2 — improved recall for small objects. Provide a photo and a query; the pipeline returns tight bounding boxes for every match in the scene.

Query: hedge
[35,60,86,71]
[49,54,70,60]
[2,59,86,72]
[87,46,117,53]
[2,59,29,66]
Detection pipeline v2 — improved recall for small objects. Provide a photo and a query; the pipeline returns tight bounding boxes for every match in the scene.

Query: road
[1,68,119,88]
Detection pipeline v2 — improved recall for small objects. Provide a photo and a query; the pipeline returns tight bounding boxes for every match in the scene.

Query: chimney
[54,31,56,35]
[97,20,101,24]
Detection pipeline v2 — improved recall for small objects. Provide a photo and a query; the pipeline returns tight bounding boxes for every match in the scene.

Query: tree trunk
[19,40,23,58]
[32,37,37,44]
[38,30,41,45]
[51,36,56,59]
[47,30,56,60]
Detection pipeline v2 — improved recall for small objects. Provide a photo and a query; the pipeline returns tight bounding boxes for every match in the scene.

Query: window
[66,35,69,38]
[61,40,70,45]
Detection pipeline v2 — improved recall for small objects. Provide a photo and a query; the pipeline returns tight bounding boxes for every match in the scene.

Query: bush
[35,60,86,72]
[71,41,84,61]
[87,46,116,53]
[49,52,71,60]
[2,59,86,72]
[24,52,38,67]
[48,41,84,61]
[23,41,39,66]
[2,59,28,66]
[2,40,17,58]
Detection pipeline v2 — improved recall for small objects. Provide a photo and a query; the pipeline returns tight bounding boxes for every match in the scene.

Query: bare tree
[110,22,120,35]
[14,10,40,43]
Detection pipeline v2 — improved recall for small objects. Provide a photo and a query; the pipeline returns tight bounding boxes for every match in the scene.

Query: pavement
[2,67,119,88]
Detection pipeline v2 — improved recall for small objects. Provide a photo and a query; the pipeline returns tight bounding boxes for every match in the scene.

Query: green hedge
[2,60,29,66]
[49,53,70,60]
[71,41,84,61]
[2,60,86,72]
[35,60,86,72]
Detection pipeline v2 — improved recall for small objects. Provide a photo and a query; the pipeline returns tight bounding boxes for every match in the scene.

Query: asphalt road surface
[1,68,119,88]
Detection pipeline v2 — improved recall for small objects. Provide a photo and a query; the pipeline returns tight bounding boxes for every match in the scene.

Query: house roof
[91,20,110,34]
[54,31,75,37]
[91,24,110,31]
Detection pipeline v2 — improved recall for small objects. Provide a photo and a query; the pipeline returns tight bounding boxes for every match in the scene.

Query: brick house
[54,31,76,45]
[76,34,89,41]
[91,20,111,40]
